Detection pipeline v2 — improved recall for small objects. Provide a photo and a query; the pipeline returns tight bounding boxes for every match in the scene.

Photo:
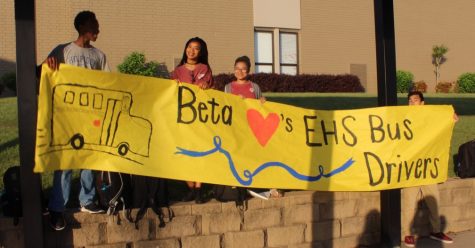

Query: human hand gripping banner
[35,64,456,191]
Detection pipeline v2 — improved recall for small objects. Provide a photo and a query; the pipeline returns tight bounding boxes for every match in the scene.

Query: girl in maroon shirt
[172,37,213,204]
[224,56,284,200]
[224,55,265,102]
[171,37,213,89]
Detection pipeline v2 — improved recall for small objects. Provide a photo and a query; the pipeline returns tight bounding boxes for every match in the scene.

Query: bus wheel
[118,144,129,156]
[71,134,84,149]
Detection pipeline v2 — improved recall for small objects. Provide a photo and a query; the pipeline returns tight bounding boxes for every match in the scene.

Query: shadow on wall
[0,59,16,97]
[408,196,445,248]
[309,192,381,247]
[358,209,381,248]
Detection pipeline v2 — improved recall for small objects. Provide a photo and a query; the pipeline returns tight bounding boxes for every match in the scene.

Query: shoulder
[171,65,185,79]
[48,42,71,58]
[61,42,73,48]
[224,82,234,92]
[51,42,72,53]
[196,63,211,71]
[175,64,186,70]
[173,65,186,73]
[90,46,107,57]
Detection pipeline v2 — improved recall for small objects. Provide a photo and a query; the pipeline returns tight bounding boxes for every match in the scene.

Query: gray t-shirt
[48,42,110,71]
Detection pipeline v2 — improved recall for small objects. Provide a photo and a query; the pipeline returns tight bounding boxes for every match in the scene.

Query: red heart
[247,109,280,147]
[93,119,101,127]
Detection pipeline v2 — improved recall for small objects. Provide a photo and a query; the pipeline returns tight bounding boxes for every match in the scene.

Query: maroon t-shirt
[171,63,213,88]
[229,81,257,99]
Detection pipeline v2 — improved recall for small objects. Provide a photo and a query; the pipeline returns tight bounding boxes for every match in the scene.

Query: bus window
[93,93,103,109]
[64,91,74,104]
[80,92,89,106]
[122,96,131,111]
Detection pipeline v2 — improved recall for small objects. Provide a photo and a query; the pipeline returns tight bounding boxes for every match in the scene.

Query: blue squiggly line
[175,136,355,186]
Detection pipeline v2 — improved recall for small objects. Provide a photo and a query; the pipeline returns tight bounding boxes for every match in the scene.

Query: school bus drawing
[49,84,152,160]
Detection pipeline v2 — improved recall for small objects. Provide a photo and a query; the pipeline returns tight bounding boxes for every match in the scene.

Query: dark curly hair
[74,11,98,33]
[407,91,424,101]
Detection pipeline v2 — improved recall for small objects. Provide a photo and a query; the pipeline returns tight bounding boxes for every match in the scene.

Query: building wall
[34,0,254,76]
[2,1,475,93]
[0,0,16,76]
[299,0,475,93]
[300,0,377,92]
[253,0,301,29]
[394,0,475,92]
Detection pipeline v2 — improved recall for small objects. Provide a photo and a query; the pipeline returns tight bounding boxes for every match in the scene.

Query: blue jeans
[48,169,96,212]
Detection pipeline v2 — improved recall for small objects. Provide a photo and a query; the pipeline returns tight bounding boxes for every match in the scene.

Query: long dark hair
[178,37,210,66]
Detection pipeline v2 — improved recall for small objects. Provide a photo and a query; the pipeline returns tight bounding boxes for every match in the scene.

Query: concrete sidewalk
[404,230,475,248]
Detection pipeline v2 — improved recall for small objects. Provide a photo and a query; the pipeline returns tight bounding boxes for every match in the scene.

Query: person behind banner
[40,11,110,231]
[224,55,283,200]
[403,91,454,247]
[171,37,213,204]
[224,56,265,102]
[171,37,213,89]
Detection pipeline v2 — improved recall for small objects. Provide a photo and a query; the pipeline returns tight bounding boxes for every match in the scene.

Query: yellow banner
[35,64,456,191]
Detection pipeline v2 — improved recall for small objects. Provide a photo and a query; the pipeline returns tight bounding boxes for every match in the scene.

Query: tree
[432,44,448,85]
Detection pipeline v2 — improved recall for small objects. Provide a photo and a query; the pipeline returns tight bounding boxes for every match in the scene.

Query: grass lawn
[0,97,20,191]
[1,93,475,191]
[0,97,54,191]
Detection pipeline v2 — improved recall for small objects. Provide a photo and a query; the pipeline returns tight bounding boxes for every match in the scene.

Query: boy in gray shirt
[43,10,109,231]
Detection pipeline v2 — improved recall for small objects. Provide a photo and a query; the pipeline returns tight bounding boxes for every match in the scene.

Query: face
[82,21,100,42]
[408,95,424,105]
[234,61,249,81]
[186,41,201,61]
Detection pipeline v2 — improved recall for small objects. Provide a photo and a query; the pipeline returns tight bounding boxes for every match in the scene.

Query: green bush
[457,73,475,93]
[396,70,414,93]
[117,52,160,77]
[0,72,16,94]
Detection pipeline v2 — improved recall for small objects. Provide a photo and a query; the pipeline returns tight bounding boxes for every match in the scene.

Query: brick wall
[3,1,475,93]
[401,178,475,238]
[0,190,379,248]
[1,178,474,247]
[1,0,254,78]
[0,0,16,76]
[34,0,254,76]
[300,0,377,93]
[394,0,475,92]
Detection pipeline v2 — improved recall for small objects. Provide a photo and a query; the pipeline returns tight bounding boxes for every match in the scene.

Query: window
[64,91,74,104]
[254,29,299,75]
[79,92,89,106]
[254,31,274,73]
[93,93,103,109]
[279,32,298,75]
